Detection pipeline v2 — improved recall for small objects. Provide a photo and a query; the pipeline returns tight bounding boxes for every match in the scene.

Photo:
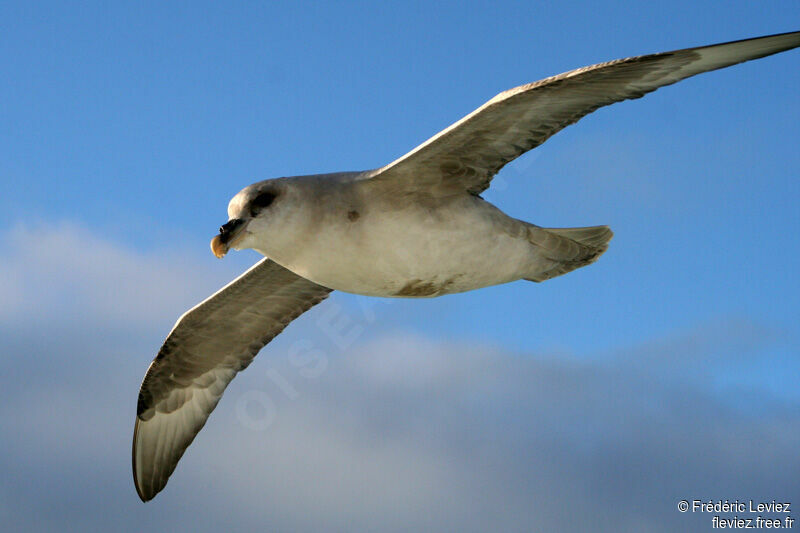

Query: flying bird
[133,31,800,501]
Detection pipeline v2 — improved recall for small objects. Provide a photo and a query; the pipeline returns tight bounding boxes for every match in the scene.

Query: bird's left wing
[363,31,800,196]
[133,258,332,501]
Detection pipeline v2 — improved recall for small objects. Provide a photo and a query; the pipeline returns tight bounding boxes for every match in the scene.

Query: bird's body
[232,172,597,297]
[132,30,800,502]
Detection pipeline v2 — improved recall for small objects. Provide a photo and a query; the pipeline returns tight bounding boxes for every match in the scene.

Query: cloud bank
[0,223,797,532]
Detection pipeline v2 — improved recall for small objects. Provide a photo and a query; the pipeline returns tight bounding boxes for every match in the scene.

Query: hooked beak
[210,218,247,258]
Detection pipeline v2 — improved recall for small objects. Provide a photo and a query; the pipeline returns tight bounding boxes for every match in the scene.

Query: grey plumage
[133,31,800,501]
[134,259,330,501]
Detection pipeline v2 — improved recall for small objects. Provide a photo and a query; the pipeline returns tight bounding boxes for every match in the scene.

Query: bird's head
[210,179,285,258]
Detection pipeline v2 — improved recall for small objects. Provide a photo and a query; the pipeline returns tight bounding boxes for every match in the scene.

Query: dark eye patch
[250,191,276,215]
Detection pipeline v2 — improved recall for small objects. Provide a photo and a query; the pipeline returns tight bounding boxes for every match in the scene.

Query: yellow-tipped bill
[210,235,228,258]
[210,218,247,258]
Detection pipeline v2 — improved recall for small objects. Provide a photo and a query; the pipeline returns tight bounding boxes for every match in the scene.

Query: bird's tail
[524,224,613,282]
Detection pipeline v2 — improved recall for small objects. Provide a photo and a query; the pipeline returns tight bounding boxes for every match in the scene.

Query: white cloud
[147,330,800,532]
[0,222,797,532]
[0,222,243,329]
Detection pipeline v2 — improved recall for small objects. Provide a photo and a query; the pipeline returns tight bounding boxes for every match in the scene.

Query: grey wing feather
[133,258,332,501]
[364,31,800,195]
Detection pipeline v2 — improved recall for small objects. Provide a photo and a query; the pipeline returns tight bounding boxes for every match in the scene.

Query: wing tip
[132,416,161,502]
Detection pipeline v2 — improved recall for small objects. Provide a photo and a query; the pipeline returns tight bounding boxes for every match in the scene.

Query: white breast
[261,192,537,297]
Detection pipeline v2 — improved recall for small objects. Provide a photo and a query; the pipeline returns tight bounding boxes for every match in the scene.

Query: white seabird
[133,31,800,501]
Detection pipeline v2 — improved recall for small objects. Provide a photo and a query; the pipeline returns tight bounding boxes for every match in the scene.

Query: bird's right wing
[133,258,332,501]
[363,31,800,196]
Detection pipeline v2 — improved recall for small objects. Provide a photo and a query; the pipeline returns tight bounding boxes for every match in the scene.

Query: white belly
[258,194,537,297]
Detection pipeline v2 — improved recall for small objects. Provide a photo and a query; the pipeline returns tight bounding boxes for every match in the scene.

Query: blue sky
[1,2,799,531]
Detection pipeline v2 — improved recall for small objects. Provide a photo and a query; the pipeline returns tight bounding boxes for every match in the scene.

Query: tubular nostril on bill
[220,219,244,235]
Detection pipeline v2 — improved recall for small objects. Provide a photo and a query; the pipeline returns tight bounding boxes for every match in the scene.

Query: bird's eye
[250,191,276,216]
